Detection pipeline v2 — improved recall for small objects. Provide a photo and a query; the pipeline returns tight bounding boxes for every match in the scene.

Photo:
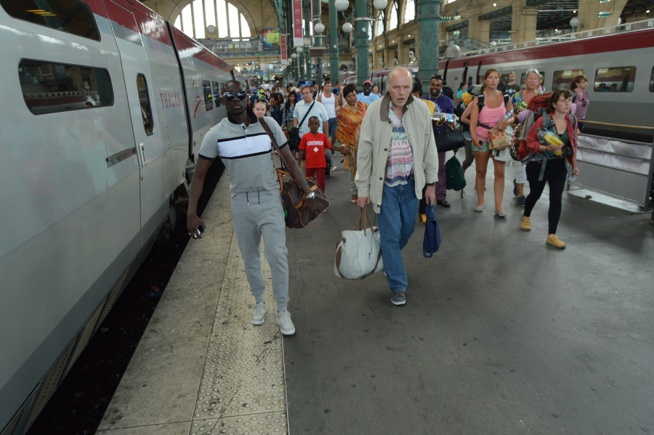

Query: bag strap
[297,101,315,130]
[354,207,374,231]
[259,117,314,191]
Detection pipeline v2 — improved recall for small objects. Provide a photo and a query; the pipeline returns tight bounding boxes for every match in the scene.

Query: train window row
[1,0,100,41]
[515,66,644,93]
[19,59,114,114]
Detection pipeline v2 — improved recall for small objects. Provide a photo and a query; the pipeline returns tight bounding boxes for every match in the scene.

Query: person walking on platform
[336,84,368,204]
[469,68,514,217]
[511,68,542,206]
[356,67,439,306]
[427,75,455,209]
[521,89,580,249]
[357,80,380,105]
[570,75,590,131]
[187,80,320,336]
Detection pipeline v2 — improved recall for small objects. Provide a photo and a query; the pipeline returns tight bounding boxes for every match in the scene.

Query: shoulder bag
[435,123,466,153]
[259,117,329,228]
[334,208,384,279]
[288,101,315,151]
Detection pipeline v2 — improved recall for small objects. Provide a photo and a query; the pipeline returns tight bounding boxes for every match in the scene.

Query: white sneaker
[251,302,266,326]
[276,311,296,336]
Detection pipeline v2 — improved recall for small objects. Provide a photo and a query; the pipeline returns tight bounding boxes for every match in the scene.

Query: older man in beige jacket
[355,67,439,306]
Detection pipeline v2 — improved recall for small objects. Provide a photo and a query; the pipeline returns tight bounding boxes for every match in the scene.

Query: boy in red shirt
[299,116,349,193]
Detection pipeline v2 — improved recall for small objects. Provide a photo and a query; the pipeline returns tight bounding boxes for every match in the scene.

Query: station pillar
[511,2,538,44]
[355,0,369,85]
[329,0,340,83]
[417,0,441,87]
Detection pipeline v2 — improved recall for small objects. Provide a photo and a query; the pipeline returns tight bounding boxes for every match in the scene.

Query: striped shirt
[199,116,287,194]
[385,106,414,187]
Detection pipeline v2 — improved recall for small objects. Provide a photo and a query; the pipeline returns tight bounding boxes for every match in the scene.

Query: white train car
[440,22,654,138]
[361,22,653,139]
[0,1,236,433]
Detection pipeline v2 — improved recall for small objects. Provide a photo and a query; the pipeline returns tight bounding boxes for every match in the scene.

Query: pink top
[476,102,506,142]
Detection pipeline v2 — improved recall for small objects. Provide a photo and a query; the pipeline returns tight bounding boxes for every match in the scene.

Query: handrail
[440,18,654,60]
[582,119,654,131]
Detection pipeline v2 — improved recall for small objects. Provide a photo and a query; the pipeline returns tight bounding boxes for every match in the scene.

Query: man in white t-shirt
[317,81,340,159]
[293,86,329,138]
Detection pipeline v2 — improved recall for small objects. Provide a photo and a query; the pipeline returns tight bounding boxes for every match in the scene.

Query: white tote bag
[334,208,384,279]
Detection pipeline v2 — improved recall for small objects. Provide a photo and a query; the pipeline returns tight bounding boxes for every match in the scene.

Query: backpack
[512,92,554,161]
[515,111,576,161]
[445,155,466,191]
[476,92,511,115]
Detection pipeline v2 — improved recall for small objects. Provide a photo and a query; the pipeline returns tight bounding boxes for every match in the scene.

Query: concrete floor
[99,151,654,435]
[283,154,654,434]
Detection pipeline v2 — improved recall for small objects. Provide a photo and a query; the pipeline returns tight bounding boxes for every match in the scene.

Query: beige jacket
[355,93,439,213]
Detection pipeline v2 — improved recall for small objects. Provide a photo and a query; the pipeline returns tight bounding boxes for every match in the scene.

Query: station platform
[97,151,654,434]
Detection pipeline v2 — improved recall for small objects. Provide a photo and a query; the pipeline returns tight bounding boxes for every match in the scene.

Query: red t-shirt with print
[299,132,331,168]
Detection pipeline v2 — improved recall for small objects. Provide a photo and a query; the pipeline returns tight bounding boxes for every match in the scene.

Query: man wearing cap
[358,80,380,105]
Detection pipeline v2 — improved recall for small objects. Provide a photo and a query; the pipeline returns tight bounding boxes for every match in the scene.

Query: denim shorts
[472,140,490,152]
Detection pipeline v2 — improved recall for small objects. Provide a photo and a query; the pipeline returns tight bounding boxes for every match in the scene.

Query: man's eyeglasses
[223,91,247,101]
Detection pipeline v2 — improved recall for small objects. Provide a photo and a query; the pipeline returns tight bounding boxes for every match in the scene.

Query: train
[351,20,654,139]
[0,1,241,433]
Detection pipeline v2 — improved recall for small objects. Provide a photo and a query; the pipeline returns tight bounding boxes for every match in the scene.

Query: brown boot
[520,215,531,231]
[546,234,566,249]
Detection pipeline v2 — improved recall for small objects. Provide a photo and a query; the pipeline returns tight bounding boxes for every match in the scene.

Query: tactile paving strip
[193,235,288,433]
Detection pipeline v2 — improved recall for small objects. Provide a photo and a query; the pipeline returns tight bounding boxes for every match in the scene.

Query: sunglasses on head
[223,91,247,101]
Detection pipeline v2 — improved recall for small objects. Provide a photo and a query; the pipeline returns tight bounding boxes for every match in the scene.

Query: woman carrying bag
[469,68,514,218]
[520,89,580,249]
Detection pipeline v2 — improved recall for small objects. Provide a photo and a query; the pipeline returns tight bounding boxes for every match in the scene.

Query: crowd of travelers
[187,67,587,335]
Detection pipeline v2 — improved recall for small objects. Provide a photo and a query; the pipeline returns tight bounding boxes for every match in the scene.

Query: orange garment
[336,101,368,173]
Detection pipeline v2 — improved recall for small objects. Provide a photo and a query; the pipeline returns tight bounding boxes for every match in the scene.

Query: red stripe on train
[445,28,654,69]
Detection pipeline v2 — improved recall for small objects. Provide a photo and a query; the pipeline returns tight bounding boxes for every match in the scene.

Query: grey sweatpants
[230,191,289,312]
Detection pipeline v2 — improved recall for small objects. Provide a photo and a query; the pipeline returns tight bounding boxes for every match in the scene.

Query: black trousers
[524,158,567,235]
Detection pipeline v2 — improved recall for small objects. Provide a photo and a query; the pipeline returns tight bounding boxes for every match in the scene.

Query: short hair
[570,74,588,91]
[308,115,320,123]
[524,68,540,79]
[343,84,357,98]
[412,81,423,95]
[546,89,573,113]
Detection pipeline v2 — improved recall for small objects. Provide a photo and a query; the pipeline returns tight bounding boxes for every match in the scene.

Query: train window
[649,67,654,92]
[19,59,113,115]
[552,70,585,90]
[212,81,222,107]
[1,0,100,41]
[594,66,636,92]
[203,80,214,110]
[137,74,154,135]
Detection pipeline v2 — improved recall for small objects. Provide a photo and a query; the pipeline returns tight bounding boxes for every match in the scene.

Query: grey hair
[524,68,540,78]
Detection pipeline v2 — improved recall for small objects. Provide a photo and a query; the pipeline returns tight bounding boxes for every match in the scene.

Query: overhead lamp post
[334,0,387,85]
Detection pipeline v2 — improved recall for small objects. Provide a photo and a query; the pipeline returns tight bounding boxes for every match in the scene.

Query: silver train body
[0,1,238,433]
[368,22,654,138]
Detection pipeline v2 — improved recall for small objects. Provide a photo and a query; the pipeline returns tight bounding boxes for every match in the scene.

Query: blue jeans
[378,178,419,293]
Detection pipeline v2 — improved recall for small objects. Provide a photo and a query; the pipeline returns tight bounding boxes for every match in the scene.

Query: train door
[105,0,165,245]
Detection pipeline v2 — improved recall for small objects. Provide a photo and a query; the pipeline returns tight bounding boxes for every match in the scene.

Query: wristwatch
[306,191,316,199]
[426,182,436,187]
